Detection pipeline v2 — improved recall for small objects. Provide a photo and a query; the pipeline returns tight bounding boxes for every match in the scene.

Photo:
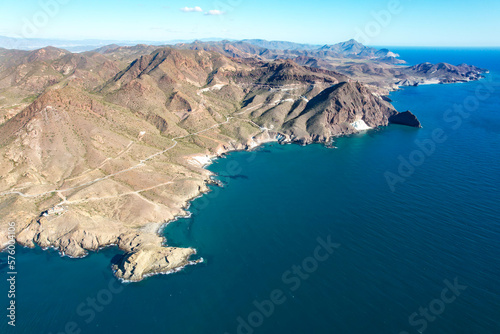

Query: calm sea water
[1,48,499,334]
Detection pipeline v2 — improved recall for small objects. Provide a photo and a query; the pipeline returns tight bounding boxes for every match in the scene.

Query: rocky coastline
[0,40,486,281]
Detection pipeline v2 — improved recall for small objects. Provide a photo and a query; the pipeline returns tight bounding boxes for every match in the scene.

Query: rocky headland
[0,39,486,281]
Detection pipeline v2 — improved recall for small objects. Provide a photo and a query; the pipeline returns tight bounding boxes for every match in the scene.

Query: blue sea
[1,48,499,334]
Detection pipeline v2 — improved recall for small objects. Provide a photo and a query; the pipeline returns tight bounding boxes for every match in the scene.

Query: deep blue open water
[1,48,499,334]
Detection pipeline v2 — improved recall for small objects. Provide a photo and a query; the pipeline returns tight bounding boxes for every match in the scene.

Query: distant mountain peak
[343,38,362,45]
[26,46,70,62]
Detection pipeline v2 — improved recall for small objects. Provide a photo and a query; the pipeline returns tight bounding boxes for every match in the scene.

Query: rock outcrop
[389,110,422,128]
[112,247,199,282]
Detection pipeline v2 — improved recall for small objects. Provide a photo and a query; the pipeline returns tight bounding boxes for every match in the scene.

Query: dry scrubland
[0,40,484,280]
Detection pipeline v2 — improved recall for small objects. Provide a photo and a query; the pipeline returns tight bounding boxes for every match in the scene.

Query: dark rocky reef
[389,110,422,128]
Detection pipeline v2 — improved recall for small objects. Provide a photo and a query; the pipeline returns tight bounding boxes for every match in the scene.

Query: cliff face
[279,82,397,143]
[0,45,418,281]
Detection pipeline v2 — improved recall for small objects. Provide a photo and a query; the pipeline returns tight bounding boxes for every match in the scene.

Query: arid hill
[0,40,482,281]
[173,40,487,95]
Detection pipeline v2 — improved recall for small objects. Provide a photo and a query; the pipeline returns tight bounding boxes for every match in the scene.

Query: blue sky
[0,0,499,46]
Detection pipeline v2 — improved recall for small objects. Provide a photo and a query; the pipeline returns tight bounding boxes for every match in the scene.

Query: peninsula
[0,39,486,281]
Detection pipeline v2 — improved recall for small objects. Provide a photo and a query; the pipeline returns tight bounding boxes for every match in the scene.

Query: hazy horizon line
[1,34,500,49]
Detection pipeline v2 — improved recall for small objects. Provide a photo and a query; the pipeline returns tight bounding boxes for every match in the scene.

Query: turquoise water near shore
[1,48,499,334]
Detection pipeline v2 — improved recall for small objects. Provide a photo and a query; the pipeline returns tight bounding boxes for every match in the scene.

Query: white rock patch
[187,155,213,168]
[198,84,226,94]
[351,120,372,131]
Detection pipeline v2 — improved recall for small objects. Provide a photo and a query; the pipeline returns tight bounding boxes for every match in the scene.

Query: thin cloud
[205,10,225,16]
[180,6,203,13]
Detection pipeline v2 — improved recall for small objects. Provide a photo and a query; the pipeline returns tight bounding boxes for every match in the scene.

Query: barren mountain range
[0,39,487,281]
